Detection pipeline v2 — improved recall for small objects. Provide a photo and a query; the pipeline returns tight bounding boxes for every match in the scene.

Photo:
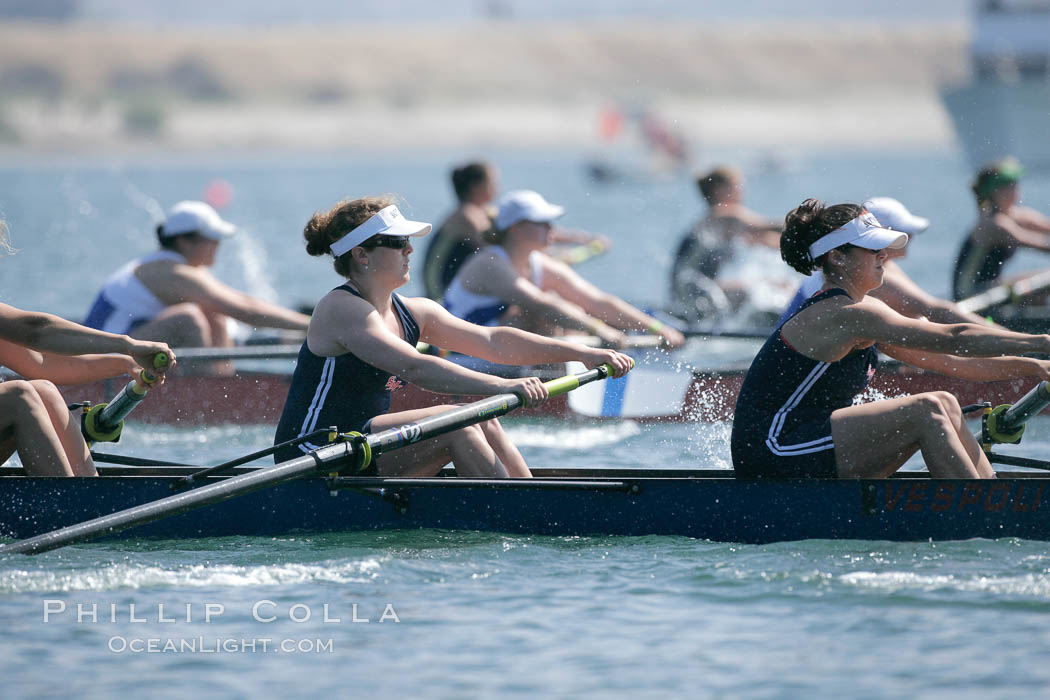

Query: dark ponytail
[780,199,863,274]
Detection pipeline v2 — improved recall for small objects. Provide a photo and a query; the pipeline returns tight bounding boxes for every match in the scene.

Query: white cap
[329,205,431,257]
[495,190,566,231]
[163,200,237,240]
[808,211,909,260]
[862,197,930,235]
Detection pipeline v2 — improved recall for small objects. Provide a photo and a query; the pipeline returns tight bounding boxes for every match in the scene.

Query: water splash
[0,557,386,594]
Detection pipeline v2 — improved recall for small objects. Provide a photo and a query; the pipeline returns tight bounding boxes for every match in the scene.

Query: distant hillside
[0,21,970,149]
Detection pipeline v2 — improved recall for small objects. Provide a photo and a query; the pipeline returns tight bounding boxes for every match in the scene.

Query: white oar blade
[565,359,692,418]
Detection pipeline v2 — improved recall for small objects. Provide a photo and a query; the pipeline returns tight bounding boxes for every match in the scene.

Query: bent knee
[27,379,62,402]
[0,380,44,405]
[165,303,210,328]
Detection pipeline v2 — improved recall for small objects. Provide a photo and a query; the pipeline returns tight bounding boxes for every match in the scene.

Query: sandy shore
[0,21,969,151]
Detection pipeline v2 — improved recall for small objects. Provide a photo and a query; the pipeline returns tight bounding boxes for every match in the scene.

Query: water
[2,144,1050,697]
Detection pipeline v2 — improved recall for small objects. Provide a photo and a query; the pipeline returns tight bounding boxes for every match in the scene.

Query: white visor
[329,205,432,257]
[807,211,909,260]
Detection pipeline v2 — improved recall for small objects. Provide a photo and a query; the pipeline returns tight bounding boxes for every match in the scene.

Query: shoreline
[0,21,967,153]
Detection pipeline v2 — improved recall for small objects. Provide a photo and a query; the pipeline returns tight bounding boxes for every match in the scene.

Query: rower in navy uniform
[273,196,633,476]
[953,157,1050,304]
[732,199,1050,480]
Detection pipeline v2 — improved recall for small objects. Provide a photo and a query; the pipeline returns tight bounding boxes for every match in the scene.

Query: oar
[169,344,301,363]
[553,239,608,266]
[956,270,1050,315]
[981,380,1050,447]
[0,364,616,555]
[81,353,170,444]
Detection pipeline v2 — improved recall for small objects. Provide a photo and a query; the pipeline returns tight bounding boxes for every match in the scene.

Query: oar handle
[82,353,170,444]
[542,363,612,397]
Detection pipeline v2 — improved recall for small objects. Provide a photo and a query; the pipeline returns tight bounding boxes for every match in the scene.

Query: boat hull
[1,469,1047,544]
[60,365,1046,425]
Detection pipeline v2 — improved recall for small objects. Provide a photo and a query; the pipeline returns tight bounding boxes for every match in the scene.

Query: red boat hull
[61,365,1042,426]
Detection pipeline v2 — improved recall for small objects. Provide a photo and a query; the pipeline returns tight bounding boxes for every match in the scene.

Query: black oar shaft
[998,381,1050,434]
[0,449,347,555]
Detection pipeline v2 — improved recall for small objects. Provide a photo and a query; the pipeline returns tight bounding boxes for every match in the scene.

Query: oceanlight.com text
[107,636,335,654]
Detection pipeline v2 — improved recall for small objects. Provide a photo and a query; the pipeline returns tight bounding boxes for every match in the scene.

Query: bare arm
[842,297,1050,357]
[406,297,633,373]
[880,343,1050,382]
[464,252,627,346]
[1012,206,1050,236]
[998,213,1050,252]
[157,267,310,331]
[0,303,172,363]
[874,264,992,325]
[311,291,556,398]
[0,339,138,384]
[540,256,685,347]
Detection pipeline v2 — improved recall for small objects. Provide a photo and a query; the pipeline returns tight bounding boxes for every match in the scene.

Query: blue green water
[1,146,1050,697]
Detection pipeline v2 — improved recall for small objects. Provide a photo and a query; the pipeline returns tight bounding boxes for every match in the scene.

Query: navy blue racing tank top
[273,285,420,463]
[730,288,878,479]
[952,234,1014,300]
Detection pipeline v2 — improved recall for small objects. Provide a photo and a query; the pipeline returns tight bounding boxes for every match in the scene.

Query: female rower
[953,157,1050,301]
[731,199,1050,480]
[273,196,633,477]
[422,163,610,301]
[443,189,684,349]
[779,197,990,326]
[0,224,175,476]
[85,200,310,348]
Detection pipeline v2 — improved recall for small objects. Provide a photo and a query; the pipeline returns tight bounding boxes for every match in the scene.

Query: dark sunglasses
[361,235,411,250]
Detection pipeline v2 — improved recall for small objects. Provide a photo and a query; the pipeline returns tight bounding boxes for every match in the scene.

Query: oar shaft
[365,366,610,458]
[998,381,1050,434]
[0,449,340,555]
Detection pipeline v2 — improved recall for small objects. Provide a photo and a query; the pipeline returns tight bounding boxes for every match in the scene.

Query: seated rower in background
[953,157,1050,304]
[84,200,310,348]
[731,199,1050,481]
[443,190,684,349]
[422,162,610,301]
[671,166,790,324]
[0,223,175,476]
[778,197,990,326]
[273,196,633,477]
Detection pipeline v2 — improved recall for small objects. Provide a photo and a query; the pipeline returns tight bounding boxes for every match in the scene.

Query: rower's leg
[132,303,211,347]
[368,406,510,478]
[931,391,995,478]
[476,418,532,477]
[832,392,987,479]
[0,381,74,476]
[29,380,96,477]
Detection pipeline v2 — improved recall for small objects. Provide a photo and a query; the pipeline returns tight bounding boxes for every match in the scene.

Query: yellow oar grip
[544,375,582,397]
[543,363,620,398]
[138,352,170,387]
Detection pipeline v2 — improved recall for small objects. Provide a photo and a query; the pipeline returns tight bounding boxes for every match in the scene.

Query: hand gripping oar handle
[0,364,615,555]
[82,353,169,444]
[983,380,1050,446]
